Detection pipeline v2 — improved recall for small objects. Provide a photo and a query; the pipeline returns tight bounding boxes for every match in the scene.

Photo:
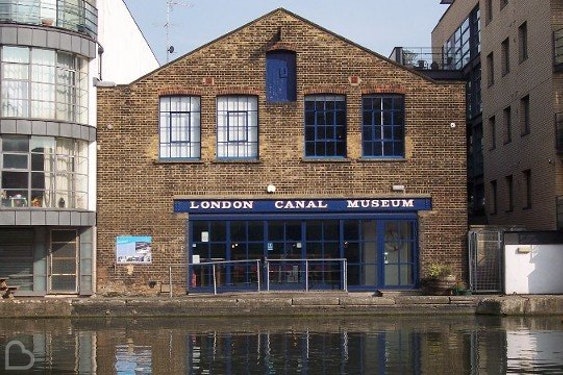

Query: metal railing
[389,47,463,71]
[188,258,348,295]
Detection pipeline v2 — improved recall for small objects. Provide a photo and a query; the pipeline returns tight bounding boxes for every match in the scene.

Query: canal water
[1,315,563,374]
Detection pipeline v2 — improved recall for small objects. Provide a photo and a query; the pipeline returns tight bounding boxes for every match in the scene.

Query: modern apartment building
[407,0,563,231]
[0,0,158,296]
[96,8,466,295]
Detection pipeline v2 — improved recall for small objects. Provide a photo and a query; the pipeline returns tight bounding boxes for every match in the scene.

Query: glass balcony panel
[0,0,97,37]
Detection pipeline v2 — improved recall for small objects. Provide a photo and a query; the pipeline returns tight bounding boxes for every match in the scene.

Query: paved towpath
[1,292,563,318]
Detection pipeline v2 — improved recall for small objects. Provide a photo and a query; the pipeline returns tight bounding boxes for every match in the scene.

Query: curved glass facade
[0,0,97,37]
[1,46,89,123]
[0,135,89,209]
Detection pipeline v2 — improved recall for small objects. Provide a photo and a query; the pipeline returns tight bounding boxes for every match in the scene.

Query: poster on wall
[116,236,152,264]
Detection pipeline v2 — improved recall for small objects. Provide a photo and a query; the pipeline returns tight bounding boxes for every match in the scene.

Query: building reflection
[1,316,563,373]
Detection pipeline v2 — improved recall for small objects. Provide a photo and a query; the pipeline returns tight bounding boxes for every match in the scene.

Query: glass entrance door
[48,229,77,293]
[341,219,417,289]
[381,221,416,288]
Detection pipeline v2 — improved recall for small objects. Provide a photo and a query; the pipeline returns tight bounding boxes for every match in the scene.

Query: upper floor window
[217,96,258,159]
[501,37,510,76]
[467,65,482,118]
[486,52,494,86]
[489,115,496,150]
[520,95,530,135]
[443,6,480,70]
[522,169,531,209]
[1,46,88,123]
[505,175,513,212]
[266,51,296,102]
[304,95,346,158]
[159,96,201,160]
[362,94,405,158]
[503,106,512,144]
[490,179,497,215]
[485,0,493,24]
[518,22,528,62]
[0,135,88,209]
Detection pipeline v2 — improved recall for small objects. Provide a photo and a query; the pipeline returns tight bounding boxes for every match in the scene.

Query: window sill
[212,159,261,164]
[357,157,406,162]
[155,159,204,164]
[300,158,351,163]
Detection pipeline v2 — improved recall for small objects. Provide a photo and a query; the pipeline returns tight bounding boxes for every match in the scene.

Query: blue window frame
[159,96,201,160]
[266,51,297,102]
[304,95,346,158]
[189,215,418,292]
[217,96,258,159]
[362,95,405,158]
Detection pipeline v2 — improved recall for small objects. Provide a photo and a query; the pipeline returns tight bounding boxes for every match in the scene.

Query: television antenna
[165,0,193,62]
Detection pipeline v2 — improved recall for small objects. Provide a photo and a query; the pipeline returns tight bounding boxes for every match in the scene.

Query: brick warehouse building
[96,8,466,295]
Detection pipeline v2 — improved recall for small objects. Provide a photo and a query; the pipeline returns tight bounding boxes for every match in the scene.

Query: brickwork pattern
[96,9,467,294]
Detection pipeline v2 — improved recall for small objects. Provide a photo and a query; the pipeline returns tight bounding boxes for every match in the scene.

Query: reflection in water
[0,316,563,373]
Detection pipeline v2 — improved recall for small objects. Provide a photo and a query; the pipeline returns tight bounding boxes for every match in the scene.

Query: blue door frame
[187,213,419,292]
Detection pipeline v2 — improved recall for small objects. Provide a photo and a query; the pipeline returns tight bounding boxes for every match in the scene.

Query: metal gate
[468,226,524,293]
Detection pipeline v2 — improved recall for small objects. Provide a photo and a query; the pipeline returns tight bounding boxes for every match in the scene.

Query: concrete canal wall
[1,293,563,319]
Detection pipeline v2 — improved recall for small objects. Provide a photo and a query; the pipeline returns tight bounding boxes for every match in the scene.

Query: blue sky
[123,0,449,64]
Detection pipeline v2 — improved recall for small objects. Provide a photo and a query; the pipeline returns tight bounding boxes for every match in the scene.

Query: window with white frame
[216,96,258,159]
[0,46,88,123]
[159,96,201,160]
[362,94,405,158]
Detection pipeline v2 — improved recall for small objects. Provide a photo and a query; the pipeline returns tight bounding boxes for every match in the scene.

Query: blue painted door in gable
[266,51,296,102]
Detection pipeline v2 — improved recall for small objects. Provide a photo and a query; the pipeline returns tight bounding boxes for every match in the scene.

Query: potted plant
[452,280,472,296]
[421,263,456,295]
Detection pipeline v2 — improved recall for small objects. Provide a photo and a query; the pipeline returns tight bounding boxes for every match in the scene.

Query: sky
[123,0,450,65]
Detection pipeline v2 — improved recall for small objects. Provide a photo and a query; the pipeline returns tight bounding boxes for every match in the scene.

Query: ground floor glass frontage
[0,227,93,296]
[189,216,418,292]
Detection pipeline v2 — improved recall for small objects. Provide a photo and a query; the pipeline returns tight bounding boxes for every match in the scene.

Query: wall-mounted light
[392,184,405,192]
[266,184,276,194]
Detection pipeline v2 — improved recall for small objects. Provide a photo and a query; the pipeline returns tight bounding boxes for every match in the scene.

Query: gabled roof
[128,7,438,84]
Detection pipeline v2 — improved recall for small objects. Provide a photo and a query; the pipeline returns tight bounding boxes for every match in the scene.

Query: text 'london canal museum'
[96,8,467,295]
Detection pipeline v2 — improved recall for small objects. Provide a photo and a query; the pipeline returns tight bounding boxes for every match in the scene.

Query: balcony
[0,0,97,38]
[389,47,465,80]
[554,28,563,72]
